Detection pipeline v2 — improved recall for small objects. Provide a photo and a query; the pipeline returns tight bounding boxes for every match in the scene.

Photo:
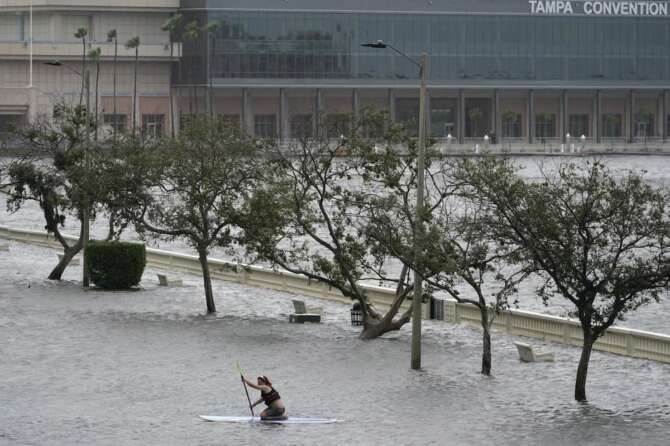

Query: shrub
[86,240,146,289]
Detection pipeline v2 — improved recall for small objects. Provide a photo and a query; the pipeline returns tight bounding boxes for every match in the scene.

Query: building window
[218,114,240,127]
[326,114,350,139]
[0,114,26,135]
[254,114,276,138]
[180,114,196,130]
[290,114,313,139]
[142,114,164,138]
[501,111,522,138]
[635,110,655,138]
[602,114,622,138]
[103,114,127,134]
[430,107,456,138]
[535,113,556,139]
[569,114,589,138]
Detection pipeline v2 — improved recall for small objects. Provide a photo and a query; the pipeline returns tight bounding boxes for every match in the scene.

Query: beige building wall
[0,2,176,137]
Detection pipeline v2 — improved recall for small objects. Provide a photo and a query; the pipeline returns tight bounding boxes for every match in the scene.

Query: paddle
[236,362,255,418]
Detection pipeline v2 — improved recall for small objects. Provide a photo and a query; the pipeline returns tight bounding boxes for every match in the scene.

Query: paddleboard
[199,415,341,425]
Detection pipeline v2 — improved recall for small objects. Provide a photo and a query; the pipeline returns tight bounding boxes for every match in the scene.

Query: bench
[157,273,183,287]
[57,253,80,266]
[513,341,555,363]
[289,299,322,324]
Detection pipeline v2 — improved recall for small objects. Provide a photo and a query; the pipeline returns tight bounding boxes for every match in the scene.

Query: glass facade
[178,10,670,84]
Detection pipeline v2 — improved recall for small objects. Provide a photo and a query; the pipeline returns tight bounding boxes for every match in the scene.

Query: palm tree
[74,27,88,105]
[183,20,201,117]
[203,20,222,118]
[88,47,102,140]
[106,29,119,141]
[161,14,182,137]
[125,36,141,138]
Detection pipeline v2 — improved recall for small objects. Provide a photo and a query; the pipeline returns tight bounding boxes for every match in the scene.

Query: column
[352,88,360,128]
[279,88,289,141]
[528,90,535,144]
[28,87,38,124]
[593,90,601,143]
[242,88,252,135]
[493,89,501,142]
[625,90,633,143]
[560,89,568,144]
[663,90,668,141]
[388,89,396,122]
[425,89,431,139]
[458,89,465,144]
[313,88,323,137]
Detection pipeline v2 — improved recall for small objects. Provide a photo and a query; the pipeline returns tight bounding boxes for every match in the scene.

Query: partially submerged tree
[465,158,670,400]
[136,118,264,313]
[5,105,100,279]
[365,155,532,375]
[241,113,425,339]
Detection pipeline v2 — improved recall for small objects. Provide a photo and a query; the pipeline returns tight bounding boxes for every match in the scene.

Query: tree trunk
[359,317,404,339]
[480,306,492,376]
[197,248,216,314]
[575,333,595,402]
[48,246,81,280]
[358,304,411,340]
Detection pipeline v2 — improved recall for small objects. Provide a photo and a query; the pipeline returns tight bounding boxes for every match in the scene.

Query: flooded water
[1,242,670,445]
[2,154,670,335]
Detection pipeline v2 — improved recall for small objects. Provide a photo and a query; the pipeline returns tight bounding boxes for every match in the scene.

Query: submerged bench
[289,299,322,324]
[514,341,555,363]
[157,273,183,287]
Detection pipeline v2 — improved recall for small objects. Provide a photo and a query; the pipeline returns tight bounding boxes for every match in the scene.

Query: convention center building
[178,0,670,149]
[2,0,670,150]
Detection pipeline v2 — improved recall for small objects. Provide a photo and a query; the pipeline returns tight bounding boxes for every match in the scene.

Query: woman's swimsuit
[261,387,285,418]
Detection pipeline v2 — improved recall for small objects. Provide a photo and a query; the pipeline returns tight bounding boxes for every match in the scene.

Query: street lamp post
[45,60,92,287]
[362,41,428,370]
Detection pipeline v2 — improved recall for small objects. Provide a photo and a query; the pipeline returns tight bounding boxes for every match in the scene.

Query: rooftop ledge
[0,0,179,11]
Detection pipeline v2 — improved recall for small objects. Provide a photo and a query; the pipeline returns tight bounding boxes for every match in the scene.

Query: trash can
[350,302,364,326]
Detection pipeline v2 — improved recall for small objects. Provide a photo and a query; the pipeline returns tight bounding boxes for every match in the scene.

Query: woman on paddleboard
[243,375,287,420]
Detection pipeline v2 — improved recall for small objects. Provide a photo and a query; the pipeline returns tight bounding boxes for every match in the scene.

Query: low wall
[2,225,669,364]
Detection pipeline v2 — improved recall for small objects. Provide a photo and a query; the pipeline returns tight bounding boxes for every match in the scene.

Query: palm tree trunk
[80,38,86,105]
[113,38,118,141]
[169,41,175,137]
[132,48,138,137]
[94,60,100,141]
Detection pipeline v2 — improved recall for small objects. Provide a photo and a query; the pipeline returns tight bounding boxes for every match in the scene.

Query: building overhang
[200,79,670,90]
[0,0,179,13]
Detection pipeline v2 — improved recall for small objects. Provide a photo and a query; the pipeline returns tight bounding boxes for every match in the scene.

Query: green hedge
[86,240,146,290]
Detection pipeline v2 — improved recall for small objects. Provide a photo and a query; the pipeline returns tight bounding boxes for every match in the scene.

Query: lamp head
[361,40,387,49]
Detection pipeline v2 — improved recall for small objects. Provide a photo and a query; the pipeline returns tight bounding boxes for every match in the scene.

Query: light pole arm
[386,43,422,69]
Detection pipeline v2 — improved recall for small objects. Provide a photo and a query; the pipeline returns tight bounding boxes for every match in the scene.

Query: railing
[1,225,669,363]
